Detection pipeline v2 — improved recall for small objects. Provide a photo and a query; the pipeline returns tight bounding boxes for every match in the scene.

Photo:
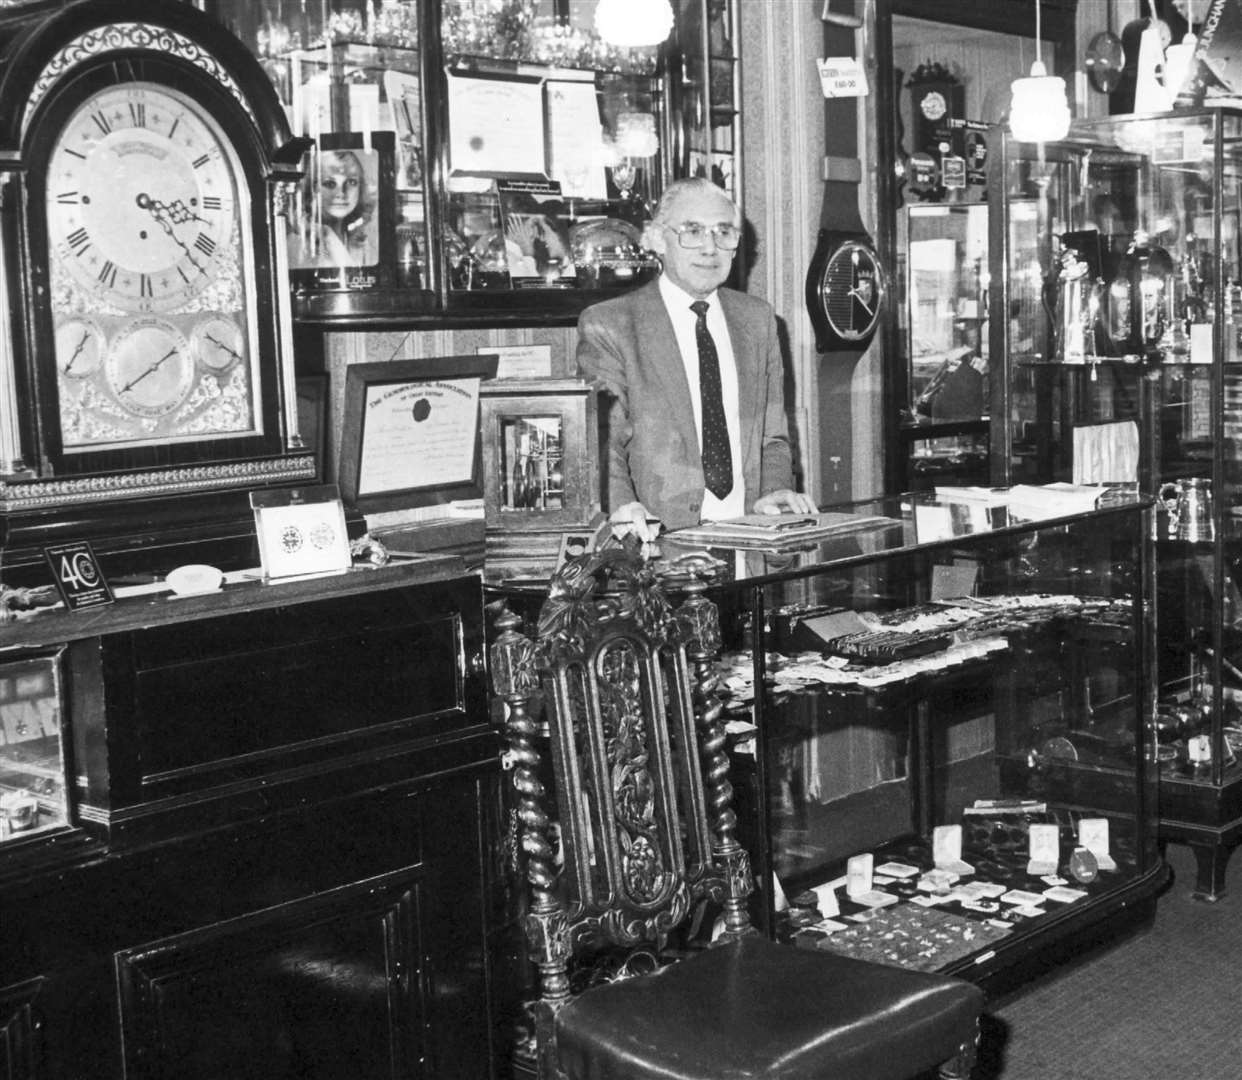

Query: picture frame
[338,354,499,512]
[555,530,598,569]
[446,69,547,179]
[479,378,601,530]
[289,131,396,293]
[250,483,352,580]
[296,374,329,482]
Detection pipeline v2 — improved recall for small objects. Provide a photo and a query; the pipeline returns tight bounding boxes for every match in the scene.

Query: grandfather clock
[0,0,317,583]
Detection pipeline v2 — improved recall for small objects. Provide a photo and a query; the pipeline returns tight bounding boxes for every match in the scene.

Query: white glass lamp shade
[616,111,660,158]
[1009,61,1072,144]
[595,0,674,48]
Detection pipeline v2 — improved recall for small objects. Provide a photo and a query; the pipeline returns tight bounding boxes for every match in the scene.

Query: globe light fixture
[595,0,674,48]
[1009,0,1071,144]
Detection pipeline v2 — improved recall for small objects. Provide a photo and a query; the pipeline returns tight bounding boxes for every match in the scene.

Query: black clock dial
[806,230,887,353]
[814,238,885,347]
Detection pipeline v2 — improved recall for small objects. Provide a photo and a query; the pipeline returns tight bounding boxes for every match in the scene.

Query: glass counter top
[653,486,1154,591]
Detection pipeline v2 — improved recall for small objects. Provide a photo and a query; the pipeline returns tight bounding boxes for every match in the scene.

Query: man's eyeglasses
[662,222,741,250]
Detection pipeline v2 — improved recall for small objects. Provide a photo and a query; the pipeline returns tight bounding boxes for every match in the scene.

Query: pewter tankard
[1160,477,1214,541]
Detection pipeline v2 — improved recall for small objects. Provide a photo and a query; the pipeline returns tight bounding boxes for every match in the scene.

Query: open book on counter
[666,511,895,549]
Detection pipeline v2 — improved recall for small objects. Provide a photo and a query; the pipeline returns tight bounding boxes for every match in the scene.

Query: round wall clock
[805,229,887,353]
[0,0,315,568]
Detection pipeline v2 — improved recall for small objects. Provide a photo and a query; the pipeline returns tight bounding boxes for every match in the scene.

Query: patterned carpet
[977,842,1241,1079]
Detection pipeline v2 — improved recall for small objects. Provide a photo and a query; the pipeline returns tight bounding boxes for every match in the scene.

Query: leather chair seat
[555,935,984,1080]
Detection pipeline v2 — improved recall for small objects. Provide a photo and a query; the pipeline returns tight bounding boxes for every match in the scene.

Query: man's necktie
[691,300,733,499]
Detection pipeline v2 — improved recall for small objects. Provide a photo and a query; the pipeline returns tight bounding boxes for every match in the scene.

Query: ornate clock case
[0,0,315,581]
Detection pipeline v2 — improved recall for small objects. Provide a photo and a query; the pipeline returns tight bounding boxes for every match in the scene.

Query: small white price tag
[933,824,973,875]
[846,853,874,897]
[1026,823,1061,876]
[817,57,869,98]
[1078,817,1118,871]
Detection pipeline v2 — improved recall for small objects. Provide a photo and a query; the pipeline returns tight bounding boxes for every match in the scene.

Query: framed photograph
[339,354,499,512]
[296,374,328,482]
[250,484,352,580]
[556,530,596,569]
[496,179,576,288]
[289,132,396,293]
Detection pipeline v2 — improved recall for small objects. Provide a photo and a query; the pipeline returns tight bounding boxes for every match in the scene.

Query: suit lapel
[637,282,698,452]
[720,290,760,457]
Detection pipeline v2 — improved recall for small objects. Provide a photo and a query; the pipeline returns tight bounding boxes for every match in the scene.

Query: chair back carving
[490,544,752,1064]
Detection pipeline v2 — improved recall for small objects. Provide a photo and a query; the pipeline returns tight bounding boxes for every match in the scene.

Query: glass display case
[202,0,730,325]
[989,109,1242,899]
[0,651,69,844]
[897,204,991,490]
[705,489,1163,989]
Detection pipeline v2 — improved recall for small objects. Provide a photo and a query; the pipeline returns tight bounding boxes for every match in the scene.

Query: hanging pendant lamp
[595,0,674,48]
[1009,0,1071,143]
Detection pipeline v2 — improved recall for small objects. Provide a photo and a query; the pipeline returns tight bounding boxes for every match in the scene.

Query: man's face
[649,188,738,299]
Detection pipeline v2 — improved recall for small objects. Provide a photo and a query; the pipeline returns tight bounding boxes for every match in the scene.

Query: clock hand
[119,347,181,394]
[848,286,875,317]
[63,330,90,373]
[163,197,208,226]
[135,193,206,274]
[206,332,243,361]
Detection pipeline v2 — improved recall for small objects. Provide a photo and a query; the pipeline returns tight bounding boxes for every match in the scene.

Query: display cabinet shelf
[701,489,1164,993]
[203,0,737,328]
[989,108,1242,898]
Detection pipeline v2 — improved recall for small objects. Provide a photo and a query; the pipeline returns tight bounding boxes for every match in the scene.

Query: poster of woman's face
[290,146,381,270]
[287,133,396,296]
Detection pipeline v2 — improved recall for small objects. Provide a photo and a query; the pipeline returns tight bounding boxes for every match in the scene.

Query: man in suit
[576,177,816,543]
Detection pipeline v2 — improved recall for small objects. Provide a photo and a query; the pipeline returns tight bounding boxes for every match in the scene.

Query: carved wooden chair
[489,544,984,1080]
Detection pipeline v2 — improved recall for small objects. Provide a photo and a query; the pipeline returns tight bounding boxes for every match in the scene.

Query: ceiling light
[595,0,674,48]
[1009,0,1071,144]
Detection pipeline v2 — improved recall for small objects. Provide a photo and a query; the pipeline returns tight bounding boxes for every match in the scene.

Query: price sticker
[817,57,869,98]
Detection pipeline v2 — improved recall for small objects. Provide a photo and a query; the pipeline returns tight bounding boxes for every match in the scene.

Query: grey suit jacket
[575,279,795,530]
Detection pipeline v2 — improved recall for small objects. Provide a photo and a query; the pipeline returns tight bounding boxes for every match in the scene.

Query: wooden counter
[0,557,502,1079]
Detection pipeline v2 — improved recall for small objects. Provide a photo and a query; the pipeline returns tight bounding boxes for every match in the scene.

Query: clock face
[816,240,885,344]
[920,89,947,121]
[44,81,261,451]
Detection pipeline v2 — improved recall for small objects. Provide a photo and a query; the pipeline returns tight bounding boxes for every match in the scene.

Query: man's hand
[754,489,818,515]
[610,501,662,544]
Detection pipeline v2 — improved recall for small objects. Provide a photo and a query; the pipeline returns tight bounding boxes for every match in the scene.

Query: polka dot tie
[691,300,733,499]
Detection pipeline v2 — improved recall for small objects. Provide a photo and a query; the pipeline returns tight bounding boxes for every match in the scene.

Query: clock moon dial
[104,319,194,418]
[45,83,237,315]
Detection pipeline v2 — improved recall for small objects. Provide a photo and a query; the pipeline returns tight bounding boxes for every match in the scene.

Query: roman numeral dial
[45,82,239,315]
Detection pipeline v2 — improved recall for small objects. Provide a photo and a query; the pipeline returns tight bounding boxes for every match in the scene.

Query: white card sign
[817,57,869,98]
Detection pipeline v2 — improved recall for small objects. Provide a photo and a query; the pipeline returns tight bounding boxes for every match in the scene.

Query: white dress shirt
[658,276,746,520]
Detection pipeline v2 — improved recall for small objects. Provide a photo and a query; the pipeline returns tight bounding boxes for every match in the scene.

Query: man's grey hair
[651,177,741,227]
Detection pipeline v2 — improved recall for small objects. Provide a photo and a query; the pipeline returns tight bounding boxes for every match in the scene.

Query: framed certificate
[339,354,499,511]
